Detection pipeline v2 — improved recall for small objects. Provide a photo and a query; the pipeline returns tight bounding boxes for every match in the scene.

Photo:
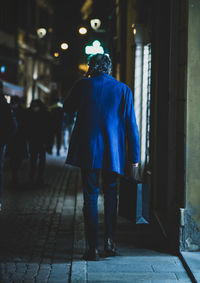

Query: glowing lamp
[54,52,59,57]
[90,19,101,30]
[37,28,47,38]
[79,27,87,35]
[61,43,69,50]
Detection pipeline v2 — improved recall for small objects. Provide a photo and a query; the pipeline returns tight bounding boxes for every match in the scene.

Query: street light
[79,27,88,35]
[37,28,47,38]
[54,52,59,58]
[61,42,69,50]
[90,19,101,30]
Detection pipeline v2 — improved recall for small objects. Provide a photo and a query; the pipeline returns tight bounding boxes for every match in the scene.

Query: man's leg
[102,170,118,254]
[81,169,100,258]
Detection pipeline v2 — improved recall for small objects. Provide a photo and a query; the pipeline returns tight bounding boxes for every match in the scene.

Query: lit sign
[85,40,104,55]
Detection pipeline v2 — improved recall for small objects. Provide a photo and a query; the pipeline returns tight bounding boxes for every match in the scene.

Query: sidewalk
[0,151,192,282]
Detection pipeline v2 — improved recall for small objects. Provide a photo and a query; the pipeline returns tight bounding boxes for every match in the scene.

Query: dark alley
[1,0,200,282]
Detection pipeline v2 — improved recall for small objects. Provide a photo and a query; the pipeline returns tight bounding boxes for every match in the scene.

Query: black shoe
[83,249,99,261]
[104,238,117,256]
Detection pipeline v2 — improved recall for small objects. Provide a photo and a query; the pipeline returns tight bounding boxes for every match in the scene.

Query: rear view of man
[63,54,140,260]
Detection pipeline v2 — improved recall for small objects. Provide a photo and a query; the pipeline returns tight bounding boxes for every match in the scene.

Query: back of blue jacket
[63,72,140,175]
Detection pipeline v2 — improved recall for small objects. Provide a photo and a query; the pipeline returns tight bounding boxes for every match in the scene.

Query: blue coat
[63,72,140,175]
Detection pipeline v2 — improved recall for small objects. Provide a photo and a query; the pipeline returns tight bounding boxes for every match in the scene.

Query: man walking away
[63,54,140,260]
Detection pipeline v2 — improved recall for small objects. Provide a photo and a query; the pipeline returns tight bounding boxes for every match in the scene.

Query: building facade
[112,0,200,263]
[0,0,55,105]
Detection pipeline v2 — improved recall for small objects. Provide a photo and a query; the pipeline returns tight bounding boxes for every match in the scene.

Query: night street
[1,0,200,281]
[0,151,193,282]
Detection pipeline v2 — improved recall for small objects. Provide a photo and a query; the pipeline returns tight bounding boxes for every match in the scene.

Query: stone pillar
[185,0,200,249]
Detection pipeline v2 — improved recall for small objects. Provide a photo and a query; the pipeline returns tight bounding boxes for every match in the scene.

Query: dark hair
[87,53,112,77]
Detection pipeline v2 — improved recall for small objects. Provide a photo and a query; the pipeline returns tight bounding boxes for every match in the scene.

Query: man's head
[87,53,112,77]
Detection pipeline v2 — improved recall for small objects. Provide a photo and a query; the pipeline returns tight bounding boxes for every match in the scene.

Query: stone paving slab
[182,251,200,271]
[94,255,181,264]
[88,272,177,281]
[181,251,200,282]
[70,261,87,282]
[152,262,186,272]
[87,261,153,272]
[85,281,191,283]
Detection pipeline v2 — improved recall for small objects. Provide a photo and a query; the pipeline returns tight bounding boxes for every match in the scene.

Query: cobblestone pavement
[0,151,78,283]
[0,151,193,283]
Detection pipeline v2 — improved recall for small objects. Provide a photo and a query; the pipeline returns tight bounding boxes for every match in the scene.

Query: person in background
[6,96,27,186]
[0,82,17,210]
[63,54,140,260]
[26,99,50,186]
[48,97,63,156]
[62,111,75,152]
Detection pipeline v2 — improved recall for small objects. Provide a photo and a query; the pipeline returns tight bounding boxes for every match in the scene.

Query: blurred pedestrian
[0,82,17,210]
[62,111,75,152]
[63,54,140,260]
[48,97,63,156]
[26,99,50,186]
[6,96,27,186]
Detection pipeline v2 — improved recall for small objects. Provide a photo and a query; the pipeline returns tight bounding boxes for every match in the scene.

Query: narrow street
[0,150,193,282]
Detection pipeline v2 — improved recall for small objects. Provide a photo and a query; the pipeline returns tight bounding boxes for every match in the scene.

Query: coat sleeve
[125,88,140,164]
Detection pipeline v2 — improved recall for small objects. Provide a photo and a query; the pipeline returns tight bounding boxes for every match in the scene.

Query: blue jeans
[81,169,118,250]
